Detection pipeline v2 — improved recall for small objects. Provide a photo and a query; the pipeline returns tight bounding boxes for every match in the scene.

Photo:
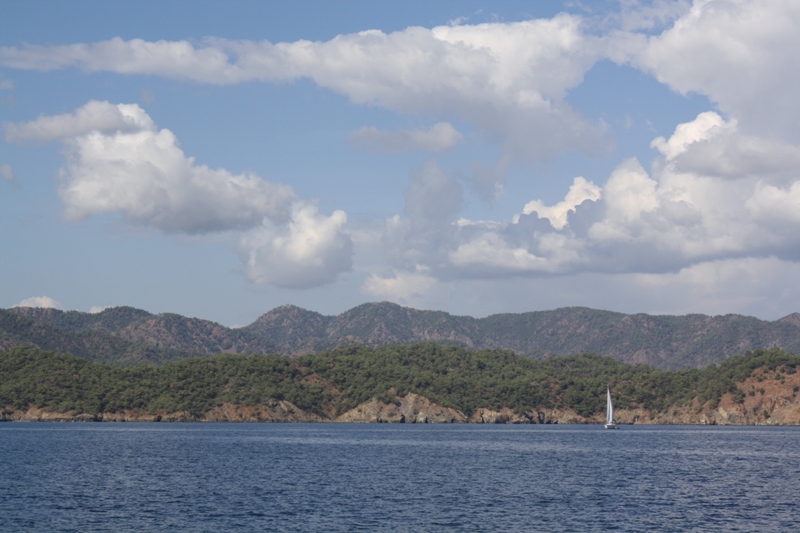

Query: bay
[1,423,798,532]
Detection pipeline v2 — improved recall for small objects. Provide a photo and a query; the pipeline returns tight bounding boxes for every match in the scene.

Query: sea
[1,423,798,532]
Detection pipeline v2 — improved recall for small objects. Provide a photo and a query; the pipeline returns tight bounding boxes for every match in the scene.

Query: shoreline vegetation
[2,344,800,425]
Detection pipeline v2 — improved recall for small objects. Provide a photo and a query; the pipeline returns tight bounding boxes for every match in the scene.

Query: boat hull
[604,424,618,429]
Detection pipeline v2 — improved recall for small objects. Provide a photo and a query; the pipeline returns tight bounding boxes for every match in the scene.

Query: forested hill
[3,303,800,369]
[3,345,800,424]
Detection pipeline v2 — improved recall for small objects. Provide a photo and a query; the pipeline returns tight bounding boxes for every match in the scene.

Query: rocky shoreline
[4,372,800,425]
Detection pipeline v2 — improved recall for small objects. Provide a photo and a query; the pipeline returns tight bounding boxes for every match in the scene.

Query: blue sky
[2,0,800,326]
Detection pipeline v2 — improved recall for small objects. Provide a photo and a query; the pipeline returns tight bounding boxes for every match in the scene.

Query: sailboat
[604,385,618,429]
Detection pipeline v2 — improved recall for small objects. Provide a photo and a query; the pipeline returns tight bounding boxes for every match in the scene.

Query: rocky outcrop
[640,368,800,425]
[202,401,322,422]
[470,407,532,424]
[468,407,600,424]
[336,392,467,423]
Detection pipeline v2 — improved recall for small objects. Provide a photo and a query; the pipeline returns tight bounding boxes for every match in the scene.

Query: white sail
[605,386,617,428]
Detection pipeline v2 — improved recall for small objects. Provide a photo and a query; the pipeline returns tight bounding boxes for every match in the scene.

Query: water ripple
[1,424,799,532]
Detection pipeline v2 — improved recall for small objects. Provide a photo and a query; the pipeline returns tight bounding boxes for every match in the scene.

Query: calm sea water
[1,423,798,532]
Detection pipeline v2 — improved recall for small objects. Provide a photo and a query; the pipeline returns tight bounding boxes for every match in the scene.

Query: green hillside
[3,344,798,420]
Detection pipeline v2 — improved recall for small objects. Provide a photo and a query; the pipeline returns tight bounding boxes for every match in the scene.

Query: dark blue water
[1,424,798,532]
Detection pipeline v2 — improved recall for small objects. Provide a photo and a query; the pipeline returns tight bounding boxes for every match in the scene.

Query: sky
[2,0,800,326]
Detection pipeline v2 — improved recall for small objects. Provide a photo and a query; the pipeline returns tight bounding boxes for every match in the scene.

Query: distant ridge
[778,312,800,328]
[3,302,800,369]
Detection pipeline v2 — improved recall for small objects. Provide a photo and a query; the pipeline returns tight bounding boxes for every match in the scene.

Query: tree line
[2,344,798,419]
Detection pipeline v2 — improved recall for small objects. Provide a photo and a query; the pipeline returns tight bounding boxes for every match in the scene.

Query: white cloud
[361,266,436,302]
[4,100,154,142]
[357,257,800,321]
[587,157,660,239]
[403,159,463,232]
[630,256,800,317]
[377,110,800,281]
[5,4,800,311]
[579,112,800,267]
[5,101,353,288]
[0,163,14,181]
[746,181,800,225]
[650,111,731,161]
[14,296,62,309]
[349,122,463,153]
[652,111,800,179]
[89,306,107,314]
[449,233,550,273]
[0,17,609,165]
[623,0,800,140]
[239,203,352,289]
[0,38,245,84]
[373,161,464,276]
[519,176,601,229]
[6,101,296,234]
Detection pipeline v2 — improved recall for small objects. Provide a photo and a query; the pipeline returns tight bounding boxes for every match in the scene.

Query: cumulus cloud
[5,101,295,233]
[4,100,154,142]
[631,256,800,317]
[361,266,436,302]
[404,160,463,232]
[0,163,14,181]
[0,16,609,165]
[650,111,731,161]
[375,108,800,297]
[374,161,464,276]
[622,0,800,140]
[238,203,352,289]
[746,181,800,226]
[5,3,800,307]
[14,296,62,309]
[349,122,462,153]
[651,111,800,179]
[449,233,551,273]
[519,176,601,230]
[5,101,353,288]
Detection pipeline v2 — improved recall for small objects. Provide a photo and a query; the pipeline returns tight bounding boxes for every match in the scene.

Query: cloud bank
[365,110,800,295]
[3,0,800,315]
[0,15,611,173]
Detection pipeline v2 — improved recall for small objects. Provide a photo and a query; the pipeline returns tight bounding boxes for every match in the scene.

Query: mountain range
[3,302,800,370]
